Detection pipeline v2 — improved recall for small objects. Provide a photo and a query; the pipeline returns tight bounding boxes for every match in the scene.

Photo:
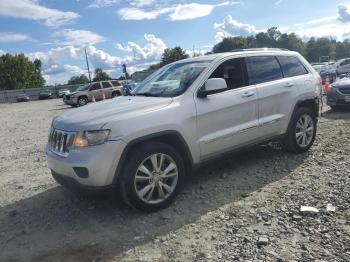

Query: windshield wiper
[135,92,159,97]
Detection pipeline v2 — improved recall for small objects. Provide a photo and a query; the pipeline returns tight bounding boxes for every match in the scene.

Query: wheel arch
[113,130,194,185]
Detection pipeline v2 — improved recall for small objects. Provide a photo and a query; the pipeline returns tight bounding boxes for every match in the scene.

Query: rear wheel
[78,96,88,106]
[119,142,185,212]
[284,107,317,153]
[111,92,120,98]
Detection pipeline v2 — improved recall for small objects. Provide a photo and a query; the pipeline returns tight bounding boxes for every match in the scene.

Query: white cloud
[169,3,215,21]
[43,64,84,75]
[130,0,154,7]
[88,0,120,8]
[117,1,239,21]
[116,34,166,61]
[118,7,171,20]
[213,15,258,42]
[0,0,79,27]
[274,0,283,5]
[26,34,166,83]
[338,4,350,22]
[0,50,5,55]
[52,29,105,46]
[0,32,30,42]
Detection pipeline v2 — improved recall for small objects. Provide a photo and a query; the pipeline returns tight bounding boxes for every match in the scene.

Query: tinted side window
[102,81,112,88]
[209,58,248,90]
[111,80,120,86]
[246,56,283,84]
[278,56,308,77]
[341,59,350,66]
[89,83,101,91]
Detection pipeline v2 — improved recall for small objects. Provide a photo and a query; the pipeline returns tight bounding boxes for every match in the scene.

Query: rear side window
[111,80,120,86]
[102,81,112,88]
[246,56,283,84]
[89,83,101,91]
[277,56,308,77]
[209,58,248,90]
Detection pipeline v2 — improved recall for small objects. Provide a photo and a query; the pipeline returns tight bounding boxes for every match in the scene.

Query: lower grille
[48,128,76,157]
[338,87,350,95]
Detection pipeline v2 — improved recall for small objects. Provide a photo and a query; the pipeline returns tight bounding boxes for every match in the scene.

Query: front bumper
[46,139,127,188]
[327,89,350,106]
[64,96,78,105]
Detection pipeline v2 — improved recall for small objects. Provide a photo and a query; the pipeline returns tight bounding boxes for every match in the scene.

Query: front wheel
[284,107,317,153]
[119,142,185,212]
[78,96,88,106]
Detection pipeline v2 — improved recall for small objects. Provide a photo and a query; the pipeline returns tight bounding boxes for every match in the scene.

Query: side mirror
[197,78,227,98]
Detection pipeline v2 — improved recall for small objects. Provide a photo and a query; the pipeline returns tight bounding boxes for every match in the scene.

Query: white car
[58,89,70,98]
[335,58,350,75]
[46,49,321,211]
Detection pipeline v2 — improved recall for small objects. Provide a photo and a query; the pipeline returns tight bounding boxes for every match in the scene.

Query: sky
[0,0,350,85]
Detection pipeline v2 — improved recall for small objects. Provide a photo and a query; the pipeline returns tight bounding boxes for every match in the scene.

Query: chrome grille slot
[48,128,76,157]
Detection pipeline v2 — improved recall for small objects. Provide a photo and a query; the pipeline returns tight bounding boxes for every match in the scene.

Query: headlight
[73,129,111,148]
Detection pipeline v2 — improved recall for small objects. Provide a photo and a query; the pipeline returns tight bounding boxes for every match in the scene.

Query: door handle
[285,82,294,88]
[242,91,255,98]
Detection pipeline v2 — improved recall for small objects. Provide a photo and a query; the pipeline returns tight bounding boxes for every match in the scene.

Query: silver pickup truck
[64,80,123,106]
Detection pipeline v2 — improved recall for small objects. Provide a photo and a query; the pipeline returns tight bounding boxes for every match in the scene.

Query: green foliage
[212,27,350,62]
[213,36,249,53]
[0,53,45,90]
[67,74,89,85]
[92,68,111,82]
[161,47,189,66]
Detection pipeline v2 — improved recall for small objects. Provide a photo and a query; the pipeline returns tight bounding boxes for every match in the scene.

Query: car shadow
[0,144,308,262]
[322,107,350,120]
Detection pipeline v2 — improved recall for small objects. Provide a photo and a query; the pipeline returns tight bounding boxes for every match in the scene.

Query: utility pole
[85,47,92,83]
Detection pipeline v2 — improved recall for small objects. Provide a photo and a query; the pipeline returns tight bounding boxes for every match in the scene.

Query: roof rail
[230,48,290,52]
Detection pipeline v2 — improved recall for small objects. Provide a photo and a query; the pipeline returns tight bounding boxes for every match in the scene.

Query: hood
[53,96,173,131]
[333,77,350,87]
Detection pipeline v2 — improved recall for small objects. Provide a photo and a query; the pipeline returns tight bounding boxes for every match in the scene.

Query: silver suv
[64,80,123,107]
[46,49,321,211]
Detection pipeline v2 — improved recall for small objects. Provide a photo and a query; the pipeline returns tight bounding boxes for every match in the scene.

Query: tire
[118,142,185,212]
[283,107,317,153]
[111,92,120,98]
[78,96,88,106]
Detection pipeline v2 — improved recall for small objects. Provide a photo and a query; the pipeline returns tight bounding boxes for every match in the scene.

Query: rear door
[101,81,113,98]
[89,82,102,100]
[195,57,259,159]
[246,55,299,138]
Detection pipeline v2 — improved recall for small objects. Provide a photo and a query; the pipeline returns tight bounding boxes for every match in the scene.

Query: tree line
[2,26,350,90]
[211,27,350,62]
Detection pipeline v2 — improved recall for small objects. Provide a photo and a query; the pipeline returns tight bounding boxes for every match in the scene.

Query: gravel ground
[0,99,349,262]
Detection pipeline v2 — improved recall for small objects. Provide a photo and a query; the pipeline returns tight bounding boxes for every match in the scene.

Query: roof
[179,48,296,64]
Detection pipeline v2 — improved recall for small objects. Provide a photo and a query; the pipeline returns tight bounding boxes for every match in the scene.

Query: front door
[194,57,259,160]
[89,82,102,101]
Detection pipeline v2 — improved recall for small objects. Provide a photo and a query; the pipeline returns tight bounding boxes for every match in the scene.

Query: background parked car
[327,73,350,109]
[58,89,70,98]
[16,94,30,102]
[38,90,53,100]
[64,80,123,106]
[335,58,350,75]
[319,63,337,83]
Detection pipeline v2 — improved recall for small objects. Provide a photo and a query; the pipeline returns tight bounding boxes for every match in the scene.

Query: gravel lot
[0,99,349,262]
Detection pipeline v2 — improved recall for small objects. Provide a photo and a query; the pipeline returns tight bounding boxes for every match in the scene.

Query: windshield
[76,84,90,91]
[133,61,209,97]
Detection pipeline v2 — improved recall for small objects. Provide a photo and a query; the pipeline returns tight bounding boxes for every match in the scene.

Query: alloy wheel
[134,153,178,204]
[295,114,314,148]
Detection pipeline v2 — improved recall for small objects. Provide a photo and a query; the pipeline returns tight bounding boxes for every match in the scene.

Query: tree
[335,40,350,60]
[92,68,110,82]
[0,53,45,90]
[67,74,89,85]
[306,37,335,62]
[277,33,306,55]
[161,47,189,66]
[212,36,249,53]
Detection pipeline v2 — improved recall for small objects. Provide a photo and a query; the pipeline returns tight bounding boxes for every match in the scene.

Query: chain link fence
[0,85,82,103]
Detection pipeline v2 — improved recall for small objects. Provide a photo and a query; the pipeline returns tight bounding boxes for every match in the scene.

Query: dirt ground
[0,99,349,262]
